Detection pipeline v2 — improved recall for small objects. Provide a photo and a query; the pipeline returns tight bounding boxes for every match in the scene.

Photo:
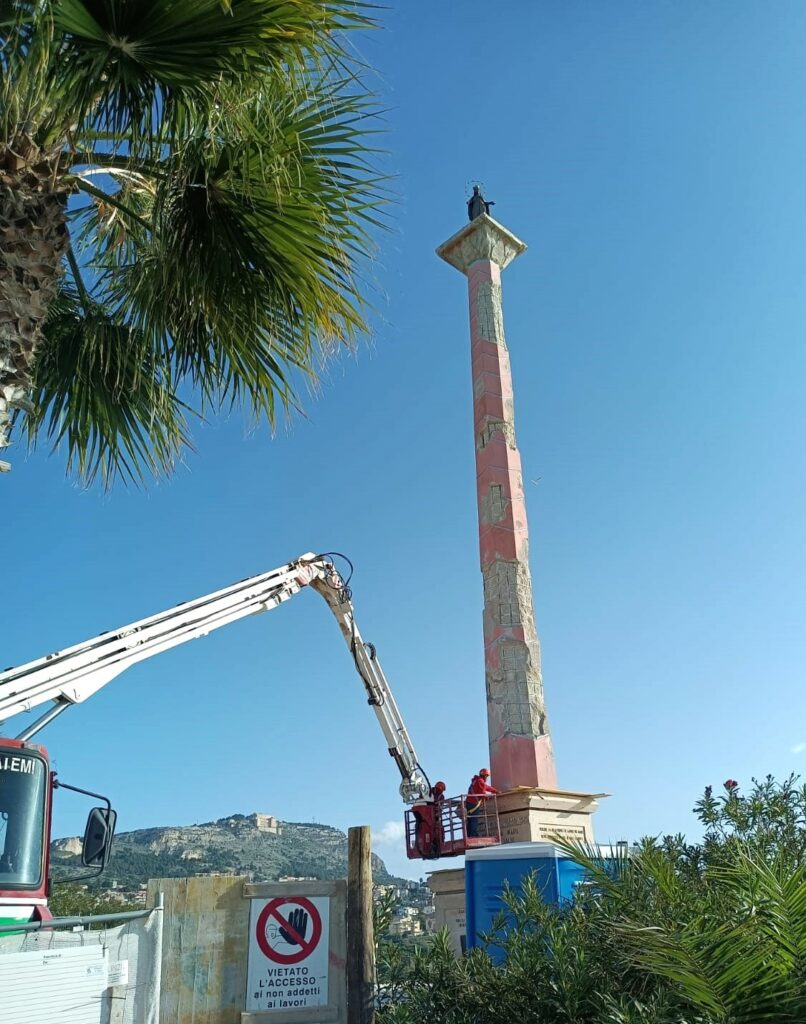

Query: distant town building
[388,905,425,938]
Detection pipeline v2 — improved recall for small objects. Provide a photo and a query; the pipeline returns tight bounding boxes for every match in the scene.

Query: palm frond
[51,0,376,150]
[615,846,806,1024]
[25,286,192,486]
[0,2,56,139]
[105,72,387,427]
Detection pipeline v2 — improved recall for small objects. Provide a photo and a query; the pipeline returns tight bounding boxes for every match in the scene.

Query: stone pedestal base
[426,868,467,955]
[497,787,605,845]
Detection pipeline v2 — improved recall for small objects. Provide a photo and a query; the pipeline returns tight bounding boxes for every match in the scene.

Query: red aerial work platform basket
[405,794,500,860]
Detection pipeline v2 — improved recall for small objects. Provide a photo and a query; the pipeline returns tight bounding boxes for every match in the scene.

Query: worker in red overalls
[465,768,498,838]
[413,781,447,858]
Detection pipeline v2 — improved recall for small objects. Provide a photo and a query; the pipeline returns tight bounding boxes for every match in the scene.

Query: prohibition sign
[255,897,323,965]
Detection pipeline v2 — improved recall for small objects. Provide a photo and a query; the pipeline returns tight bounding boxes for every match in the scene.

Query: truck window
[0,751,47,889]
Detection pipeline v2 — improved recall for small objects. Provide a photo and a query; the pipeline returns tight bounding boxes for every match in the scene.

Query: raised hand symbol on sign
[280,907,309,946]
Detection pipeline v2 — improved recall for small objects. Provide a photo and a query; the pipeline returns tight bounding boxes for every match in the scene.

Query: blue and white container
[465,841,612,961]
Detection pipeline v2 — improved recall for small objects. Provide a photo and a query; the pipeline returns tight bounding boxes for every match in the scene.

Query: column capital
[437,213,527,275]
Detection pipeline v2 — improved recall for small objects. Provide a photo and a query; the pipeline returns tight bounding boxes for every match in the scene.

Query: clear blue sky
[5,2,806,880]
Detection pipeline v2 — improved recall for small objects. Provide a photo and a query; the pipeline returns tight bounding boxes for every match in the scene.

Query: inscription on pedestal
[500,811,529,844]
[540,824,586,842]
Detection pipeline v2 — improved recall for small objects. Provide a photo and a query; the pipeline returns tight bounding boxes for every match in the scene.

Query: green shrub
[377,776,806,1024]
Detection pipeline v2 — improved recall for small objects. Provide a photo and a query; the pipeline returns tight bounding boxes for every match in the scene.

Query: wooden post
[347,825,375,1024]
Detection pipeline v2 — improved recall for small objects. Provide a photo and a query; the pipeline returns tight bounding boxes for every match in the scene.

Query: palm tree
[0,0,382,484]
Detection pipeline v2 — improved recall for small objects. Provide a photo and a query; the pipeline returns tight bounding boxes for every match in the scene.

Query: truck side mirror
[81,806,117,868]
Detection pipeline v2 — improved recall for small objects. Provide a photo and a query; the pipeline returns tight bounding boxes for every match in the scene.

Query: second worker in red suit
[465,768,498,838]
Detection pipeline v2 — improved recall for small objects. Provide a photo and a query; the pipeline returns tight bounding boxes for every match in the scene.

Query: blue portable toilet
[464,841,598,961]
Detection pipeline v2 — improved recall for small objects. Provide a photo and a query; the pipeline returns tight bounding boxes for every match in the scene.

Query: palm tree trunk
[0,140,70,471]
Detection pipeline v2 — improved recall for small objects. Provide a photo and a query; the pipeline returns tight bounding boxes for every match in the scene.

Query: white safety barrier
[0,902,163,1024]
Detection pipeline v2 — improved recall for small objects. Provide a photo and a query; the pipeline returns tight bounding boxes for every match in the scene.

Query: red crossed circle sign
[256,897,323,965]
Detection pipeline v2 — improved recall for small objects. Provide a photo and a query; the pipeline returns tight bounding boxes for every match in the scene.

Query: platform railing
[405,794,500,859]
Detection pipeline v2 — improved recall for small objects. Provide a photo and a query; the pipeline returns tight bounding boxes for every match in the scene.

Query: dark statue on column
[467,185,495,221]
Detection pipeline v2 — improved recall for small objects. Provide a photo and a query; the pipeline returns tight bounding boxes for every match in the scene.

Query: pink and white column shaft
[437,213,557,793]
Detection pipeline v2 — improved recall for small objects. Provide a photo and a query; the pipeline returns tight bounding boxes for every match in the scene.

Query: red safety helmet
[433,781,446,793]
[479,768,491,778]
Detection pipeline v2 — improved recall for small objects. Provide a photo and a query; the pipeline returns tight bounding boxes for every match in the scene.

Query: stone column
[438,212,557,793]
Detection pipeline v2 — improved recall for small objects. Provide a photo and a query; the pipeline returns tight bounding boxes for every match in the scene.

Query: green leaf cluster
[48,882,138,925]
[377,776,806,1024]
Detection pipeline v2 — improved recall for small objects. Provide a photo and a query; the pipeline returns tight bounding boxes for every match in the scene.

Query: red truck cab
[0,738,116,925]
[0,738,53,925]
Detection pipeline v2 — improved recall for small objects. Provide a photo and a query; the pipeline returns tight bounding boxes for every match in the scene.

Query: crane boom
[0,553,429,803]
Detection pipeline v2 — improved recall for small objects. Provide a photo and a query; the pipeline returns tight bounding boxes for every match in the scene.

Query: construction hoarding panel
[148,875,250,1024]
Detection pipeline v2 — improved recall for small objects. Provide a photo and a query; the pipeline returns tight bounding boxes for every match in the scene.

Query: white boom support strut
[0,554,429,803]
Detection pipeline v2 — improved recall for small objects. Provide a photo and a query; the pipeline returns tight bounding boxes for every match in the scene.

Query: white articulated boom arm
[0,553,429,803]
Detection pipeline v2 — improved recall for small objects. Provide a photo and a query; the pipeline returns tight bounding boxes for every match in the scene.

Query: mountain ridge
[51,811,403,888]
